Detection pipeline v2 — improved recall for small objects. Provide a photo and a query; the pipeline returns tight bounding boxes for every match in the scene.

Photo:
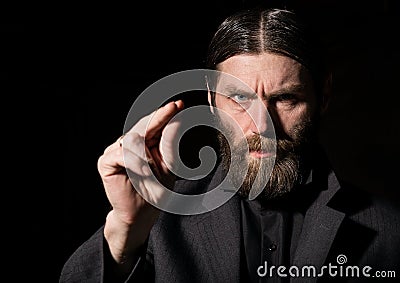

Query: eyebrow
[216,84,256,97]
[266,84,308,99]
[216,83,308,99]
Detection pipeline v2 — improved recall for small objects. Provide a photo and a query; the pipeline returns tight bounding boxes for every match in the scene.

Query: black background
[2,0,399,281]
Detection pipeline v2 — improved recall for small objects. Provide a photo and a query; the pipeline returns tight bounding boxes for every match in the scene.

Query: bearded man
[60,7,400,283]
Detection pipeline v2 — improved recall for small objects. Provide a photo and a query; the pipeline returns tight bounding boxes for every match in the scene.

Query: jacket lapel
[193,196,242,282]
[291,168,345,282]
[178,150,347,282]
[187,163,242,282]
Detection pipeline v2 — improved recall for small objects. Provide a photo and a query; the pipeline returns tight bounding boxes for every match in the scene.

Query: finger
[145,100,184,143]
[121,132,147,160]
[103,135,125,154]
[122,149,152,176]
[98,144,150,178]
[159,114,182,173]
[121,133,156,176]
[126,100,184,144]
[98,146,126,178]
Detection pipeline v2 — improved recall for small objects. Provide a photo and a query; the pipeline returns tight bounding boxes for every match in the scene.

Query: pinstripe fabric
[60,160,400,283]
[60,227,105,283]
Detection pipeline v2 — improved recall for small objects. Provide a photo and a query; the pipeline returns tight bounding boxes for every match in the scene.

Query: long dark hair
[206,8,329,100]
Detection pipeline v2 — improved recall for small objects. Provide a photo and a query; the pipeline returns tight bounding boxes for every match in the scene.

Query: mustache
[235,135,298,156]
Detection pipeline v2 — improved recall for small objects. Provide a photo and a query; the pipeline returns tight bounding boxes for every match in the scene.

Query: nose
[247,99,274,137]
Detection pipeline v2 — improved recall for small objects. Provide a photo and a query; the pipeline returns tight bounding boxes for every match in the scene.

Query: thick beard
[218,117,317,200]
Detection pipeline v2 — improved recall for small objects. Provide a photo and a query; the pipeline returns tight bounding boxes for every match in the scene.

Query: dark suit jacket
[60,155,400,283]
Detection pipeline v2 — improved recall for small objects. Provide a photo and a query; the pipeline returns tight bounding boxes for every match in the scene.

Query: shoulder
[312,146,400,228]
[330,180,400,231]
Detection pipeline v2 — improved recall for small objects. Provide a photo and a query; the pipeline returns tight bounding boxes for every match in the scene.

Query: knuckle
[97,154,105,171]
[124,132,144,147]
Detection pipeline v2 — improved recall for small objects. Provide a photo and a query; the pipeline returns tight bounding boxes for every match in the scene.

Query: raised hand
[97,100,184,269]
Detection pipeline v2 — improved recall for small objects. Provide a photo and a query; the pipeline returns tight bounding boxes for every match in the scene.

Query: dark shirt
[240,171,317,282]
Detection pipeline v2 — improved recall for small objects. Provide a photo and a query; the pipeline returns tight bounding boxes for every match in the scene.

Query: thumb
[159,110,183,175]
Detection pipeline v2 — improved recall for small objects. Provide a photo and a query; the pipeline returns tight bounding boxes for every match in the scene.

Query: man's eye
[275,93,298,104]
[232,94,250,103]
[279,93,296,101]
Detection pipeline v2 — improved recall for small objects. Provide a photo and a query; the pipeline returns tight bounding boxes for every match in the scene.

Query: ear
[320,71,333,115]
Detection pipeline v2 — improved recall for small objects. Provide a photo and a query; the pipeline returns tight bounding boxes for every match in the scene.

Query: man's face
[211,53,319,199]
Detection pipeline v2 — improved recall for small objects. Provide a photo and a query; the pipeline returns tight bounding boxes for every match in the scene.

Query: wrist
[104,211,145,263]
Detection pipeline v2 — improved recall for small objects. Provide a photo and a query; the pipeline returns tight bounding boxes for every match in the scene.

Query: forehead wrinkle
[252,67,303,98]
[218,53,306,96]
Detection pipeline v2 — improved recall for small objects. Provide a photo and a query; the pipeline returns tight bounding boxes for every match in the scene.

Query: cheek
[215,96,253,136]
[219,112,252,139]
[278,104,312,137]
[234,115,253,138]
